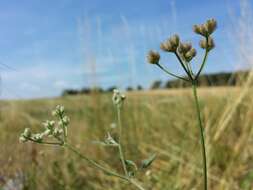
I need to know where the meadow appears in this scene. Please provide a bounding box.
[0,86,252,190]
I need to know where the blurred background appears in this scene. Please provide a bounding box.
[0,0,253,190]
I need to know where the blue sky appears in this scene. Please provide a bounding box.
[0,0,251,99]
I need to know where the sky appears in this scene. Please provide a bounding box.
[0,0,251,99]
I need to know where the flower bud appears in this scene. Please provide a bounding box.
[43,120,55,130]
[193,25,202,35]
[53,128,63,137]
[53,105,65,116]
[207,37,215,50]
[185,48,197,62]
[147,50,160,64]
[160,41,173,52]
[62,116,70,125]
[169,34,180,47]
[23,128,31,138]
[205,18,217,35]
[32,134,43,143]
[178,42,192,54]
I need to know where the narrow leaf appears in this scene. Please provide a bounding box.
[141,153,157,169]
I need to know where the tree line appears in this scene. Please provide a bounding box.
[62,70,249,96]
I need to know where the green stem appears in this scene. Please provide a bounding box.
[117,107,129,177]
[175,52,193,80]
[26,137,63,146]
[64,143,127,180]
[129,179,146,190]
[156,63,189,82]
[192,82,207,190]
[65,143,146,190]
[195,37,209,80]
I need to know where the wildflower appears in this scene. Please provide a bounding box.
[52,105,65,116]
[43,120,55,130]
[193,19,217,37]
[112,89,126,107]
[147,50,160,64]
[160,34,180,52]
[53,127,63,137]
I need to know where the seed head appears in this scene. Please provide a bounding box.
[178,42,192,54]
[199,37,215,51]
[147,50,160,64]
[193,19,217,37]
[23,128,32,138]
[205,19,217,35]
[185,48,197,62]
[169,34,180,47]
[160,34,180,52]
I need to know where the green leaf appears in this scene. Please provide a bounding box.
[125,160,138,170]
[141,153,157,169]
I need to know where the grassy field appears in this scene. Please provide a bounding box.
[0,86,253,190]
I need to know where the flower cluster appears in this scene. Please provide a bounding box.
[193,18,217,37]
[147,50,160,64]
[193,19,216,51]
[160,34,180,53]
[147,18,217,81]
[178,42,197,62]
[19,105,70,144]
[112,89,126,108]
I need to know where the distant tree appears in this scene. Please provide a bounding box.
[137,85,143,91]
[62,89,79,96]
[126,86,133,91]
[150,80,162,89]
[80,87,91,94]
[92,87,104,93]
[106,86,117,93]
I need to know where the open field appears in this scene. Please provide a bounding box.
[0,87,253,190]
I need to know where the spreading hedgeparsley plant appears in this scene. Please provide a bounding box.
[20,90,156,190]
[147,18,217,190]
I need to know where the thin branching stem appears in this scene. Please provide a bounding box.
[65,143,146,190]
[116,107,129,177]
[192,81,208,190]
[156,63,189,82]
[175,52,193,80]
[26,137,63,146]
[129,179,146,190]
[64,143,127,180]
[195,37,209,80]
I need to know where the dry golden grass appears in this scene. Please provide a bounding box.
[0,86,252,189]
